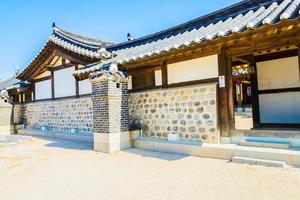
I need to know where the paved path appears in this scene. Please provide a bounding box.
[0,137,300,200]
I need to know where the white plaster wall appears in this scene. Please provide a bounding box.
[167,55,218,84]
[155,70,162,86]
[54,67,76,98]
[128,75,133,90]
[79,79,92,95]
[259,92,300,124]
[35,80,52,100]
[257,56,300,90]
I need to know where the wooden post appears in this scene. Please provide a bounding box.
[249,55,260,128]
[218,48,234,137]
[297,44,300,80]
[32,83,36,102]
[75,65,79,98]
[51,70,55,100]
[161,61,168,88]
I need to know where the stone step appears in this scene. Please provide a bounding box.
[240,129,300,138]
[232,156,286,168]
[240,139,290,149]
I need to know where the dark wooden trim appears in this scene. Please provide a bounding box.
[55,49,91,65]
[75,65,79,98]
[51,71,55,100]
[298,44,300,79]
[32,84,36,102]
[161,61,168,88]
[216,84,221,135]
[218,48,234,137]
[78,93,92,98]
[250,55,261,129]
[167,77,219,89]
[258,87,300,94]
[47,63,74,72]
[62,58,66,65]
[32,76,51,83]
[129,86,162,93]
[255,49,297,63]
[260,123,300,129]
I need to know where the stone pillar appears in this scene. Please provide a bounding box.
[90,69,130,153]
[0,97,13,135]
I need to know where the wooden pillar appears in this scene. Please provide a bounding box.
[297,44,300,79]
[218,48,234,137]
[75,65,79,98]
[249,55,260,128]
[32,83,36,102]
[51,70,55,100]
[161,61,168,88]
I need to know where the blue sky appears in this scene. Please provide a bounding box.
[0,0,240,80]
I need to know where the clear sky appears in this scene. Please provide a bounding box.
[0,0,240,80]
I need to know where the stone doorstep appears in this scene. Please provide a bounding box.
[94,132,130,143]
[94,132,131,153]
[94,140,131,153]
[133,138,300,166]
[232,156,286,168]
[240,140,290,149]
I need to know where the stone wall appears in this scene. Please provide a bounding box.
[128,84,218,143]
[13,96,93,134]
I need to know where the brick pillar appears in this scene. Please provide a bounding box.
[90,69,130,153]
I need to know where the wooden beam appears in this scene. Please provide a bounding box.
[167,77,218,89]
[31,76,52,83]
[161,61,168,88]
[249,55,261,129]
[297,44,300,79]
[47,63,74,72]
[55,50,91,65]
[255,49,297,63]
[75,65,79,98]
[258,87,300,94]
[51,71,55,100]
[218,48,234,137]
[32,83,36,102]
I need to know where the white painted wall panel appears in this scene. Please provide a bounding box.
[128,75,133,90]
[257,56,300,90]
[79,79,92,95]
[259,92,300,124]
[167,55,218,84]
[155,70,162,86]
[54,67,76,98]
[35,80,51,100]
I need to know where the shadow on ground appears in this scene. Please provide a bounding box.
[38,137,93,151]
[124,148,188,161]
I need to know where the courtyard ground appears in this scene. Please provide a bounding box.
[0,137,300,200]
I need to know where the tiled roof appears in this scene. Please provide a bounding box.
[50,25,114,58]
[0,76,29,90]
[0,76,19,90]
[18,25,113,80]
[75,0,300,77]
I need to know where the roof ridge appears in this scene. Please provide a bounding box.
[53,25,114,48]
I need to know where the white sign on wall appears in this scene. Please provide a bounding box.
[219,75,225,88]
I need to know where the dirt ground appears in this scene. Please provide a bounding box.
[0,137,300,200]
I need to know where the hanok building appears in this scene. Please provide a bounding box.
[12,0,300,161]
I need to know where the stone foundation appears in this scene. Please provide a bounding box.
[129,84,218,143]
[13,96,93,135]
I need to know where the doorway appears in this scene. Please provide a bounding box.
[232,48,300,130]
[232,63,254,130]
